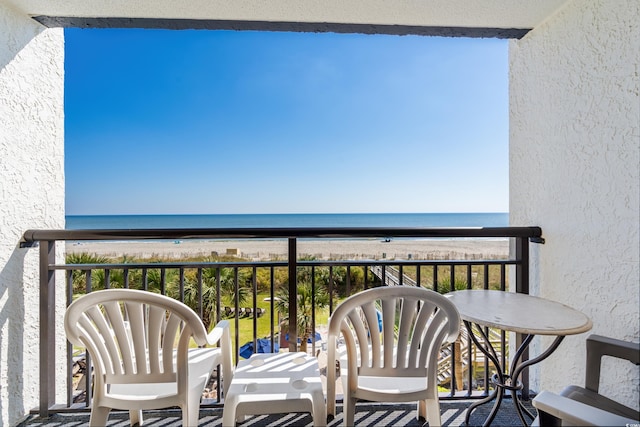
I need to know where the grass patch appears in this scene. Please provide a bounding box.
[225,292,330,358]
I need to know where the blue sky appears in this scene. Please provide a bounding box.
[64,29,508,215]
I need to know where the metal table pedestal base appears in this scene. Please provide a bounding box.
[462,320,565,427]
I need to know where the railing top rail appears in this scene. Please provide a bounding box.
[55,258,517,270]
[22,226,543,243]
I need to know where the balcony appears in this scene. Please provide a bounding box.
[21,226,543,425]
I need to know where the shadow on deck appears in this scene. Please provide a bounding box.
[19,399,535,426]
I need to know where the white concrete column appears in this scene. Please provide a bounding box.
[0,3,66,425]
[509,0,639,409]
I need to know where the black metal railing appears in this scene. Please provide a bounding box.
[21,226,543,417]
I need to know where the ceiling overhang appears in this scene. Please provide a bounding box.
[5,0,570,39]
[31,17,531,39]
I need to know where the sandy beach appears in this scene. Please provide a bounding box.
[66,238,509,260]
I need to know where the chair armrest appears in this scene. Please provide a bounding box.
[533,390,638,426]
[585,334,640,392]
[205,320,230,346]
[205,320,234,398]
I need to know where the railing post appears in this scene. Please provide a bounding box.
[515,236,530,400]
[40,240,56,417]
[288,238,298,352]
[515,236,529,295]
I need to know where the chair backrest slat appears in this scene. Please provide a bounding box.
[346,308,370,368]
[397,298,417,368]
[124,301,149,375]
[163,313,183,374]
[78,310,116,375]
[409,300,432,367]
[361,302,380,367]
[421,307,450,373]
[147,305,166,373]
[381,298,396,368]
[103,301,135,375]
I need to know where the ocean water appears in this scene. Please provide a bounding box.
[66,213,508,230]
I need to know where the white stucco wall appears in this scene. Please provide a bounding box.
[0,3,66,425]
[510,0,639,409]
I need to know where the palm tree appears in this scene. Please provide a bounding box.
[275,281,330,353]
[179,265,251,329]
[66,253,111,294]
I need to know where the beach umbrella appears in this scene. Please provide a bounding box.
[239,339,279,359]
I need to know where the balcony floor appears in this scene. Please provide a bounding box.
[20,399,536,426]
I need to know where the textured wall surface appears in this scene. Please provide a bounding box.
[0,3,66,425]
[510,0,639,409]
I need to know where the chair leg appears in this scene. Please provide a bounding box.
[89,405,111,427]
[183,394,202,427]
[129,409,143,426]
[425,399,442,427]
[311,388,327,427]
[343,396,356,427]
[417,399,426,420]
[221,407,236,427]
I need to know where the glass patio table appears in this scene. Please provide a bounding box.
[445,289,592,427]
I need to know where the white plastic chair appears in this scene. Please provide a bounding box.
[64,289,234,426]
[326,286,461,427]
